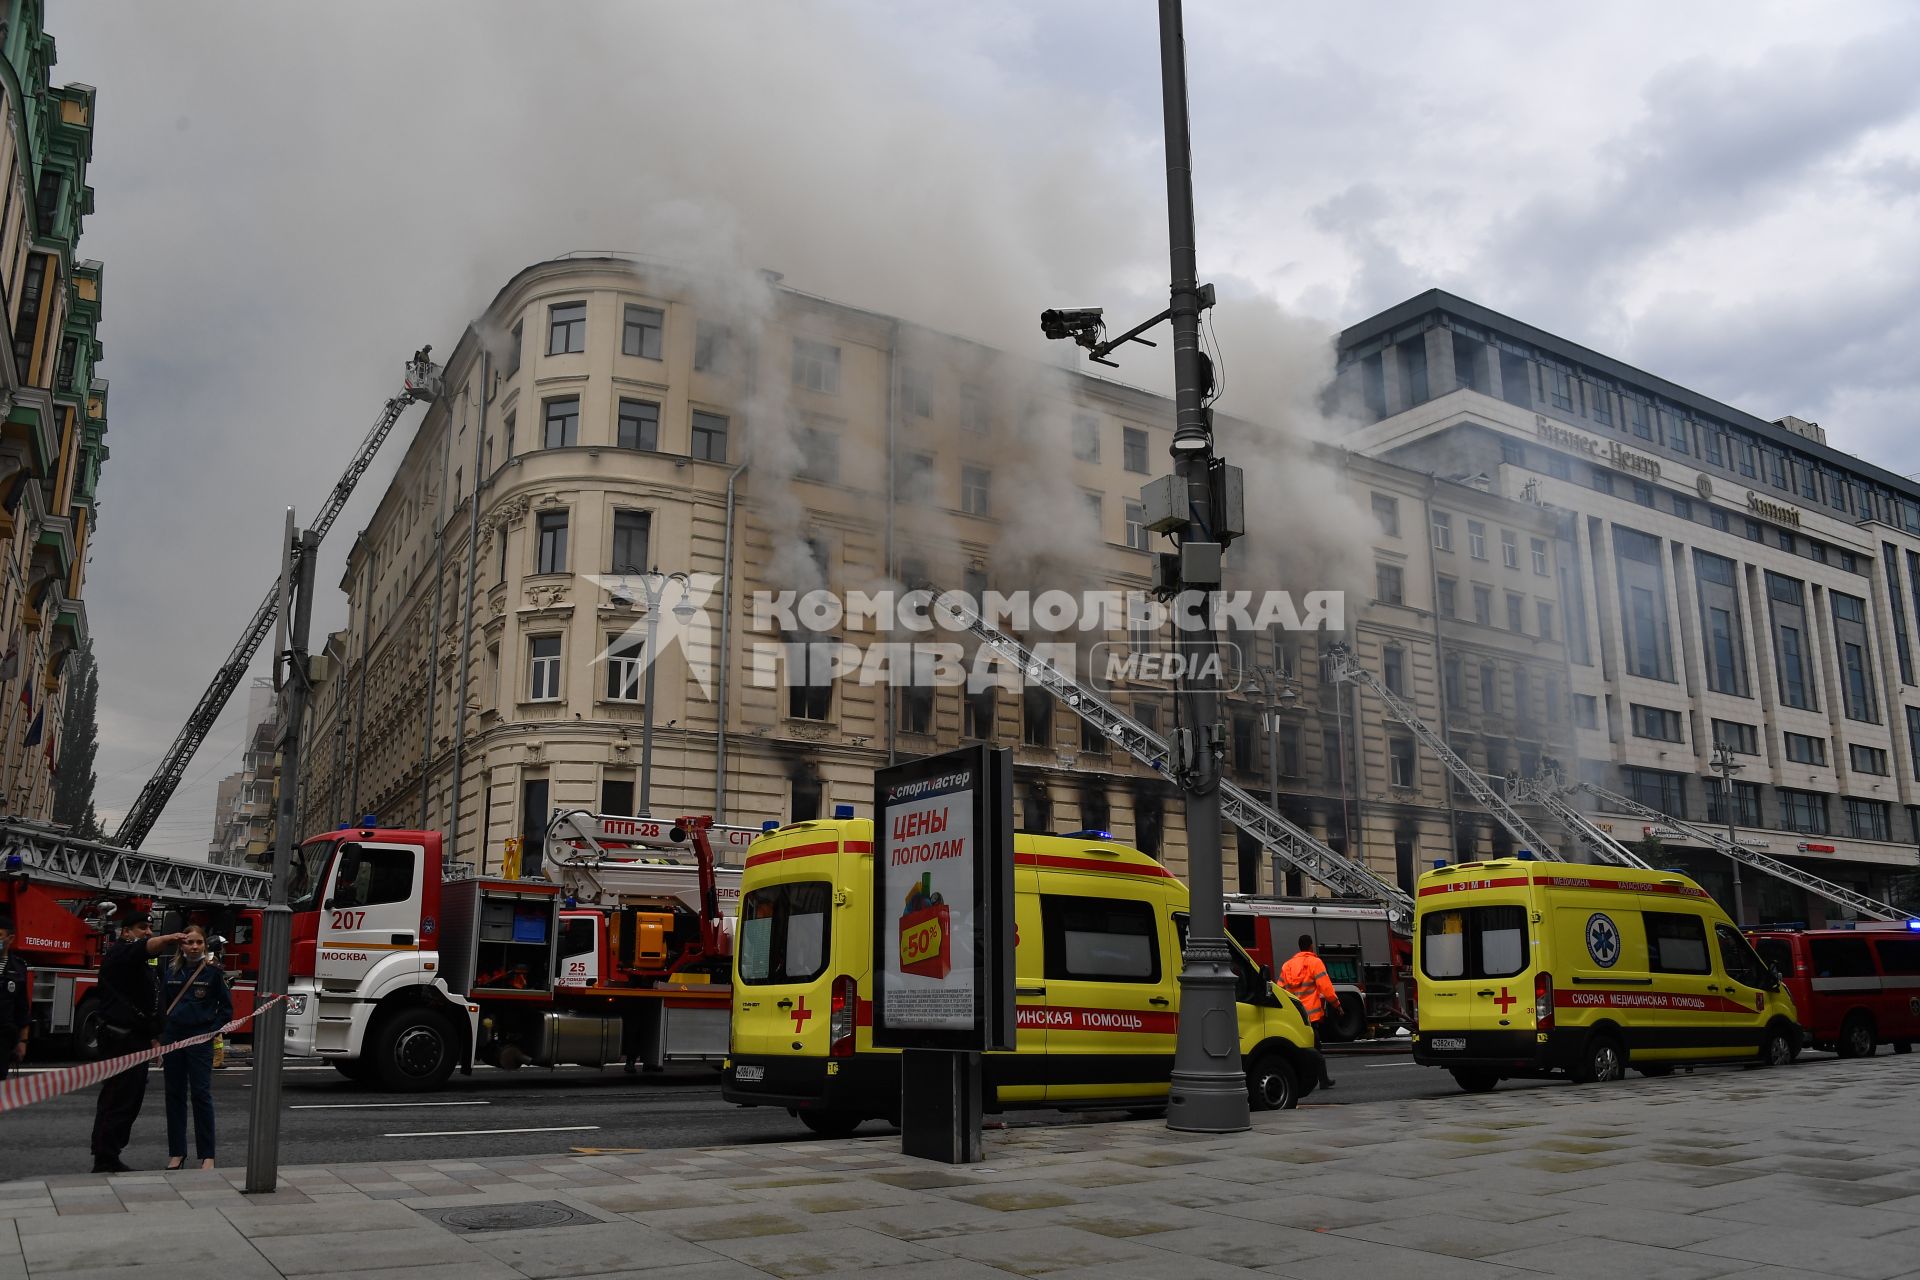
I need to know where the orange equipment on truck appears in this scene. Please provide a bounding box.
[280,812,752,1090]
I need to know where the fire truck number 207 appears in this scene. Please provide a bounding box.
[330,909,367,930]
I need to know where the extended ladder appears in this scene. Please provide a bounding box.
[933,592,1416,929]
[1569,779,1914,922]
[1,821,272,906]
[1325,643,1566,862]
[1510,772,1652,869]
[544,809,755,907]
[115,355,443,849]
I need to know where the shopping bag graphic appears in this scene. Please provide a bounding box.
[900,872,952,979]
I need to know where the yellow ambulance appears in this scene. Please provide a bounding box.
[720,818,1323,1135]
[1411,860,1801,1091]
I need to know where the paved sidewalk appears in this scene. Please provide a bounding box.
[5,1055,1919,1280]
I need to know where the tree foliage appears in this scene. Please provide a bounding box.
[52,641,102,839]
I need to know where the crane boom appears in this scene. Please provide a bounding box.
[2,820,271,905]
[1511,771,1653,869]
[114,355,442,849]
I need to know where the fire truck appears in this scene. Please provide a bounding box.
[281,811,756,1090]
[1222,894,1409,1041]
[0,821,272,1055]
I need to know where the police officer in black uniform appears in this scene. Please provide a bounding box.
[88,910,188,1172]
[0,911,29,1079]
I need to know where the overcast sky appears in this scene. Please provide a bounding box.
[51,2,1920,858]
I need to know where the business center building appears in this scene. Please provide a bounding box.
[1337,290,1920,920]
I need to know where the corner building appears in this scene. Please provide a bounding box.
[0,1,105,818]
[1337,290,1920,921]
[300,255,1555,896]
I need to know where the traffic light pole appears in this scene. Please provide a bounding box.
[1158,0,1248,1134]
[245,518,318,1194]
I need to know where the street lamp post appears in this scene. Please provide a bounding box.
[1711,740,1746,925]
[622,568,695,816]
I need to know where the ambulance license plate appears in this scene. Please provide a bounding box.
[734,1065,765,1083]
[1429,1037,1467,1051]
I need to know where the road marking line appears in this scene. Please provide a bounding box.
[292,1101,492,1110]
[1363,1060,1422,1068]
[385,1125,601,1138]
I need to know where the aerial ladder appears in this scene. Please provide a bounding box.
[115,353,443,849]
[2,819,271,905]
[1324,643,1570,863]
[933,591,1417,929]
[544,809,762,910]
[1552,775,1916,922]
[1510,769,1653,869]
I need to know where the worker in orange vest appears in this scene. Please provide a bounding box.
[1279,934,1341,1089]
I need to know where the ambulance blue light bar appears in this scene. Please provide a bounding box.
[1907,919,1920,931]
[833,803,855,819]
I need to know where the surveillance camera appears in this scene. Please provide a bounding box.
[1040,307,1104,342]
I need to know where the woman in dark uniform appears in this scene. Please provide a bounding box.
[159,924,231,1170]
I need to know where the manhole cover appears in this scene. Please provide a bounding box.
[415,1200,597,1235]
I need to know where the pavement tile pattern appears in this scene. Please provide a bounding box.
[2,1055,1917,1278]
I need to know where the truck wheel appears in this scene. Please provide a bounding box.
[1759,1024,1795,1068]
[1450,1067,1500,1093]
[1246,1052,1299,1111]
[73,1000,104,1061]
[330,1057,374,1084]
[1894,1041,1912,1055]
[1322,1000,1366,1043]
[1837,1013,1877,1059]
[797,1110,863,1137]
[1574,1033,1626,1084]
[368,1009,458,1091]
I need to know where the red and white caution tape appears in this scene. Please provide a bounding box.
[0,994,289,1114]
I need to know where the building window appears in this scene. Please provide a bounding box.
[694,322,730,373]
[1431,511,1453,551]
[1630,704,1683,743]
[1850,744,1889,776]
[543,396,580,448]
[1023,685,1053,746]
[893,452,934,504]
[1592,470,1615,496]
[1779,789,1829,835]
[1705,779,1763,828]
[1547,367,1573,411]
[691,411,729,462]
[1767,573,1814,710]
[1505,592,1525,633]
[1377,563,1404,605]
[1783,732,1827,767]
[786,634,835,721]
[1546,453,1571,480]
[506,321,523,376]
[547,301,586,355]
[1704,430,1724,466]
[1574,694,1599,729]
[1443,654,1463,707]
[1498,350,1531,407]
[1072,414,1101,462]
[1468,521,1487,560]
[1500,439,1525,466]
[1623,767,1686,819]
[1588,383,1612,426]
[1479,662,1497,713]
[1711,719,1758,755]
[1382,645,1405,695]
[534,511,570,575]
[1710,508,1730,532]
[605,635,644,701]
[617,398,660,452]
[797,426,840,483]
[1908,707,1920,782]
[1473,585,1492,626]
[1695,550,1749,698]
[1436,576,1456,618]
[1529,537,1549,576]
[792,338,840,394]
[1833,593,1879,723]
[528,636,562,701]
[1390,736,1416,788]
[1372,493,1400,537]
[1120,501,1148,552]
[1614,526,1673,682]
[1631,481,1655,508]
[503,411,517,460]
[1501,529,1519,569]
[1630,399,1652,440]
[1512,669,1530,723]
[611,510,651,575]
[965,687,995,741]
[962,465,992,516]
[1536,601,1553,640]
[900,684,933,736]
[1123,426,1150,474]
[622,304,664,360]
[1845,798,1891,841]
[1671,496,1692,521]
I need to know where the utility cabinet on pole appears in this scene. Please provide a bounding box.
[246,514,319,1194]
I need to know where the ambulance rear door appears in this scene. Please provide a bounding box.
[1417,881,1535,1036]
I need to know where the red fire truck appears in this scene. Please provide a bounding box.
[1,821,270,1055]
[1222,894,1409,1041]
[281,812,753,1090]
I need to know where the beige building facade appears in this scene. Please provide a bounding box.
[297,255,1543,897]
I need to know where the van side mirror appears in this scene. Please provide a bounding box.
[1260,964,1275,985]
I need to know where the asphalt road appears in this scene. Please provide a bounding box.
[0,1049,1570,1180]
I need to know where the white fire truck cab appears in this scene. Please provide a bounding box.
[281,814,746,1090]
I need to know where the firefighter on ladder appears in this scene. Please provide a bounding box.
[1279,934,1342,1090]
